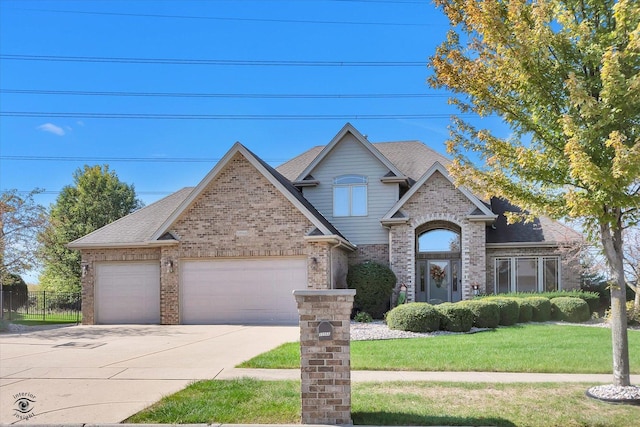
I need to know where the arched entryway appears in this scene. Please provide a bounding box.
[415,222,462,304]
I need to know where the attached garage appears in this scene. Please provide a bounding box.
[95,262,161,324]
[181,258,307,324]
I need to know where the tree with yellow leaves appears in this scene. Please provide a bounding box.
[429,0,639,387]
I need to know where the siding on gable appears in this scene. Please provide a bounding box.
[301,133,399,245]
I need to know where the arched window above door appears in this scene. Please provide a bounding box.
[417,229,461,253]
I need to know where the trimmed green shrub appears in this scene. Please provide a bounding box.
[542,291,600,314]
[527,297,552,322]
[354,311,373,323]
[459,300,500,328]
[435,303,474,332]
[515,298,534,323]
[386,303,441,332]
[347,261,396,319]
[483,297,519,326]
[550,297,591,322]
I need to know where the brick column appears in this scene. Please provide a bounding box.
[293,289,356,425]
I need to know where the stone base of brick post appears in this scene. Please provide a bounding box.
[293,289,356,425]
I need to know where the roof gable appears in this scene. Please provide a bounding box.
[382,161,496,221]
[293,123,406,182]
[151,142,345,241]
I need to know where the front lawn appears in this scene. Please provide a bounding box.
[126,378,640,426]
[239,324,640,373]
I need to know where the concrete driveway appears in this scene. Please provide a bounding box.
[0,324,299,424]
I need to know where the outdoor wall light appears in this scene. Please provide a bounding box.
[166,259,174,273]
[81,263,90,278]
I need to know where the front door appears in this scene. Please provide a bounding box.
[416,259,461,303]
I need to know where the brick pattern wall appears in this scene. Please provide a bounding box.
[485,246,580,294]
[347,243,389,266]
[294,290,355,425]
[160,245,180,324]
[171,153,314,259]
[388,171,487,302]
[80,247,161,325]
[80,152,338,325]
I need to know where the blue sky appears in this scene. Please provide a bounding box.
[1,0,514,212]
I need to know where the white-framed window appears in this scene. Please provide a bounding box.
[494,256,560,293]
[333,175,367,217]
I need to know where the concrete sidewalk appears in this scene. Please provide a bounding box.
[219,367,640,384]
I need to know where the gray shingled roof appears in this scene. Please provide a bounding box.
[68,187,193,247]
[487,198,582,244]
[276,141,451,182]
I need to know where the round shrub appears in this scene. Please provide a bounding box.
[484,297,519,326]
[576,292,600,314]
[551,297,591,323]
[435,303,474,332]
[527,297,552,322]
[515,298,534,323]
[347,261,396,319]
[459,300,500,328]
[386,303,441,332]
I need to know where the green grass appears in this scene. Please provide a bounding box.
[239,324,640,373]
[126,379,640,426]
[2,312,81,325]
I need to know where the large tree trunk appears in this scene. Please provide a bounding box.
[600,218,630,387]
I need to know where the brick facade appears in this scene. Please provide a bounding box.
[294,290,355,425]
[80,152,345,325]
[388,171,487,302]
[347,243,389,266]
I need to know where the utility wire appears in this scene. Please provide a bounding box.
[0,54,425,67]
[0,89,448,99]
[6,7,431,27]
[0,155,229,163]
[0,112,466,120]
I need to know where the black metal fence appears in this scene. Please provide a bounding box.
[1,290,81,323]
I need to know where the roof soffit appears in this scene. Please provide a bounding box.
[294,122,406,182]
[150,142,336,240]
[382,162,496,221]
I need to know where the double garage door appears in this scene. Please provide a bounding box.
[94,258,306,324]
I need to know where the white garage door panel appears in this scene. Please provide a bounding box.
[182,258,306,324]
[96,263,160,324]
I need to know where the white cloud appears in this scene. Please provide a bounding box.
[37,123,66,136]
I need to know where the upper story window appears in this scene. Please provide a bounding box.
[333,175,367,217]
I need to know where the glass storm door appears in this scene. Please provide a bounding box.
[427,260,449,304]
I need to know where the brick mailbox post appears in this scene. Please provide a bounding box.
[293,289,356,425]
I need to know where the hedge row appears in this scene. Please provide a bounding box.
[386,295,593,333]
[488,291,600,314]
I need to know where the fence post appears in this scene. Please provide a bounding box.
[8,291,12,321]
[42,291,46,321]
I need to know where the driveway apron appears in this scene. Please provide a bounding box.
[0,324,299,424]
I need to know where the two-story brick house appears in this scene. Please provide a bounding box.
[69,123,581,324]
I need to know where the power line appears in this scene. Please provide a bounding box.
[6,189,175,196]
[0,112,465,120]
[0,155,229,163]
[0,54,425,67]
[0,89,448,99]
[7,7,431,27]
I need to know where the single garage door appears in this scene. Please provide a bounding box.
[95,262,161,324]
[181,258,307,324]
